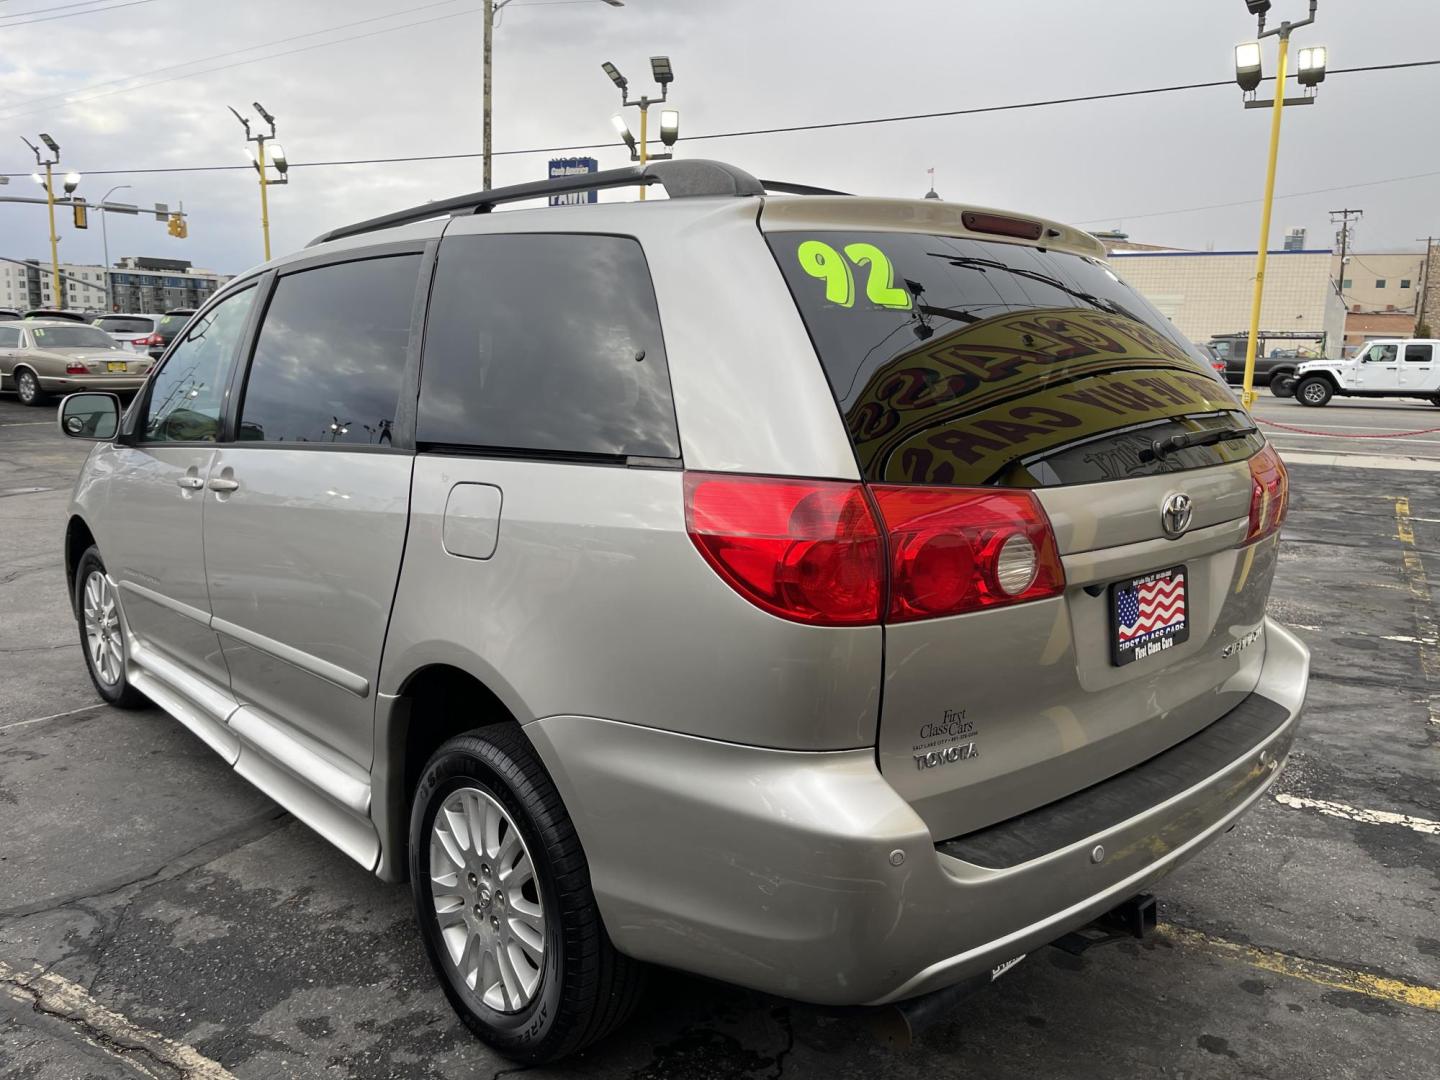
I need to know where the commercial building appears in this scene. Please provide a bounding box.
[0,257,231,314]
[1107,248,1346,358]
[1333,251,1425,316]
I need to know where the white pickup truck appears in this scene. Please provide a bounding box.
[1291,339,1440,407]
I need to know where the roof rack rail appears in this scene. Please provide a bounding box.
[759,180,852,196]
[308,159,765,247]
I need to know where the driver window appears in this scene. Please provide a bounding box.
[1370,344,1397,363]
[138,286,256,443]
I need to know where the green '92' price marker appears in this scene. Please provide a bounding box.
[796,240,912,310]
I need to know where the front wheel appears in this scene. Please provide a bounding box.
[73,546,148,708]
[1295,377,1333,407]
[15,369,46,406]
[409,725,644,1064]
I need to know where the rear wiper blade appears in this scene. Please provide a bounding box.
[1139,425,1259,463]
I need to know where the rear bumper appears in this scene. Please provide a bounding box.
[38,375,147,393]
[526,617,1309,1006]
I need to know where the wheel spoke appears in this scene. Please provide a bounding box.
[484,798,504,861]
[509,914,544,962]
[440,923,468,968]
[500,851,533,889]
[433,824,466,871]
[442,805,470,853]
[495,936,523,1009]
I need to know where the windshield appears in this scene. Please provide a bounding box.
[31,325,120,350]
[95,317,153,334]
[768,231,1257,487]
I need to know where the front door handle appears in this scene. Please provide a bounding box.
[176,476,204,490]
[207,477,240,492]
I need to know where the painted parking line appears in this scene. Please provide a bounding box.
[0,702,104,732]
[1392,497,1440,730]
[1160,926,1440,1013]
[0,959,237,1078]
[1273,793,1440,835]
[0,420,54,427]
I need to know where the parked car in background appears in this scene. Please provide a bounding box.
[0,319,153,405]
[150,308,196,359]
[22,308,90,323]
[1292,339,1440,406]
[0,309,21,321]
[1209,334,1321,396]
[53,160,1308,1064]
[93,313,163,353]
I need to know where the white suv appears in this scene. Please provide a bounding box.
[1292,338,1440,407]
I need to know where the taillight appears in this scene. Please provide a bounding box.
[684,473,1066,626]
[684,473,883,625]
[133,333,163,347]
[66,362,87,374]
[1244,444,1289,544]
[870,486,1065,621]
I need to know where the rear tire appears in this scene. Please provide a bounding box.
[15,368,46,407]
[409,725,644,1064]
[1270,373,1297,398]
[73,546,148,709]
[1295,377,1332,407]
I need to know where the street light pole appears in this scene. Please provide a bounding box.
[43,162,61,299]
[1234,0,1322,410]
[603,56,678,200]
[98,184,131,313]
[257,139,272,261]
[230,104,289,262]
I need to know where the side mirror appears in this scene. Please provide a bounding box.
[58,392,121,441]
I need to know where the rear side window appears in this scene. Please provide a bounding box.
[238,255,420,445]
[1405,344,1433,363]
[0,328,18,348]
[767,231,1255,488]
[418,233,679,459]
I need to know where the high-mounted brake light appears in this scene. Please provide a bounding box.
[961,211,1045,241]
[1243,444,1289,545]
[685,474,1066,626]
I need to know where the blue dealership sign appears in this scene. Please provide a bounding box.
[548,157,599,205]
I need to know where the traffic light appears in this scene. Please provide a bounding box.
[72,197,88,230]
[167,213,187,239]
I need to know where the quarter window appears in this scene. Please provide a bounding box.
[237,255,420,445]
[418,233,679,459]
[139,286,256,443]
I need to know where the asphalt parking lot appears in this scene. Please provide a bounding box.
[1,392,1437,1080]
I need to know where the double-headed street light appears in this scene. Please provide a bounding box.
[21,133,73,300]
[604,56,680,200]
[230,102,289,261]
[1232,0,1328,409]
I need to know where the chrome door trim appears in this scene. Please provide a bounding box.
[118,578,211,626]
[228,706,372,815]
[210,615,371,698]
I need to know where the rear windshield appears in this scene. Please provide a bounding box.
[768,231,1259,487]
[95,316,153,334]
[158,312,194,339]
[30,325,119,350]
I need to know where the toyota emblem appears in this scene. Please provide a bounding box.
[1161,493,1193,539]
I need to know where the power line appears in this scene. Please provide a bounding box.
[0,0,157,29]
[0,0,133,22]
[3,59,1438,181]
[0,0,466,113]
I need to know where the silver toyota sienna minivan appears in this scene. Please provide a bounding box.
[56,160,1309,1063]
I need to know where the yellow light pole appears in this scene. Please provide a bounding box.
[1233,0,1326,410]
[603,57,680,198]
[21,134,67,300]
[230,103,289,262]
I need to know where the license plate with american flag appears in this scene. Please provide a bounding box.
[1110,566,1189,666]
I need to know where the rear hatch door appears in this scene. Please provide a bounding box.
[764,217,1278,839]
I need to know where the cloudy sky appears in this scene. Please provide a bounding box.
[2,0,1437,279]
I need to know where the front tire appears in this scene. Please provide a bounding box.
[73,546,147,708]
[15,368,46,407]
[1295,376,1333,407]
[409,725,644,1064]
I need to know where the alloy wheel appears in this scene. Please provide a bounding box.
[429,785,547,1013]
[17,371,37,404]
[82,570,123,686]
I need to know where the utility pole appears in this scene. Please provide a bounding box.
[1330,208,1362,303]
[229,103,289,261]
[1417,235,1437,334]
